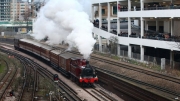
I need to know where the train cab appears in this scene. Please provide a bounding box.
[53,74,59,82]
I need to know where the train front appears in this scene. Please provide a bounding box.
[79,61,98,84]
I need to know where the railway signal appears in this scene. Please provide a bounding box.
[9,91,14,96]
[53,74,59,82]
[8,55,14,58]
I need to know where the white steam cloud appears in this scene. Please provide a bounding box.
[32,0,96,59]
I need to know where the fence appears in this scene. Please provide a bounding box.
[14,34,32,39]
[0,33,32,39]
[93,45,180,70]
[94,43,118,55]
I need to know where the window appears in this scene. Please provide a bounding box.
[102,9,105,15]
[112,6,117,15]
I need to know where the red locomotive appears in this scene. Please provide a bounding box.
[70,58,98,84]
[14,38,98,86]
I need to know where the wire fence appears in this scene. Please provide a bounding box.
[93,45,180,71]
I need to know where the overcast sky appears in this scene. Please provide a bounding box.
[22,0,48,2]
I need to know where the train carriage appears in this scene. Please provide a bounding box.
[24,40,33,52]
[40,45,52,61]
[59,52,81,77]
[18,39,41,56]
[19,39,34,52]
[49,50,61,69]
[14,38,98,86]
[18,39,28,50]
[31,41,41,56]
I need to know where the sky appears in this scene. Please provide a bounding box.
[22,0,48,2]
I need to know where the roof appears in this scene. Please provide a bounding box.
[40,44,52,50]
[20,39,53,50]
[60,52,82,59]
[51,50,62,55]
[20,39,41,47]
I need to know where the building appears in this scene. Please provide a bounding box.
[0,0,29,21]
[0,0,11,21]
[10,0,29,21]
[92,0,180,68]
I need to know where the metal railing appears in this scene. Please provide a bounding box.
[118,6,180,12]
[142,35,180,42]
[119,9,128,12]
[144,6,180,10]
[129,35,140,38]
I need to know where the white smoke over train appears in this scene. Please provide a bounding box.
[32,0,95,59]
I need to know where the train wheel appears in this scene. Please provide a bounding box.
[90,84,93,87]
[79,83,82,87]
[76,79,80,85]
[73,77,76,82]
[82,83,85,87]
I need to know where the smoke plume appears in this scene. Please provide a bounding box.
[32,0,96,59]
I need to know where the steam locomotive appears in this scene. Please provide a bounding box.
[14,38,98,85]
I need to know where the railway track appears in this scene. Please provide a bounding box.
[25,59,38,101]
[0,38,178,85]
[0,55,18,101]
[0,47,83,101]
[91,55,180,84]
[83,87,115,101]
[93,84,118,101]
[96,67,179,101]
[17,60,27,101]
[2,40,180,100]
[67,49,180,100]
[0,43,122,101]
[30,59,82,101]
[0,48,39,101]
[0,58,9,86]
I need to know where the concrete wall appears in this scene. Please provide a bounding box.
[118,10,180,18]
[93,27,180,51]
[174,21,180,36]
[164,21,170,33]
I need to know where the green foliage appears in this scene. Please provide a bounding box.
[0,64,5,73]
[108,36,119,55]
[111,55,120,60]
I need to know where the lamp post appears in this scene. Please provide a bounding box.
[49,91,53,101]
[26,0,29,33]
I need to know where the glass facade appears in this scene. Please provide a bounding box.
[113,6,117,15]
[102,9,105,15]
[0,0,11,21]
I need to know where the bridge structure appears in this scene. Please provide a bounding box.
[0,21,32,27]
[0,21,33,34]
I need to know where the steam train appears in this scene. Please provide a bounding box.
[14,38,98,85]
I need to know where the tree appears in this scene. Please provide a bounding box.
[108,36,119,55]
[21,6,32,33]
